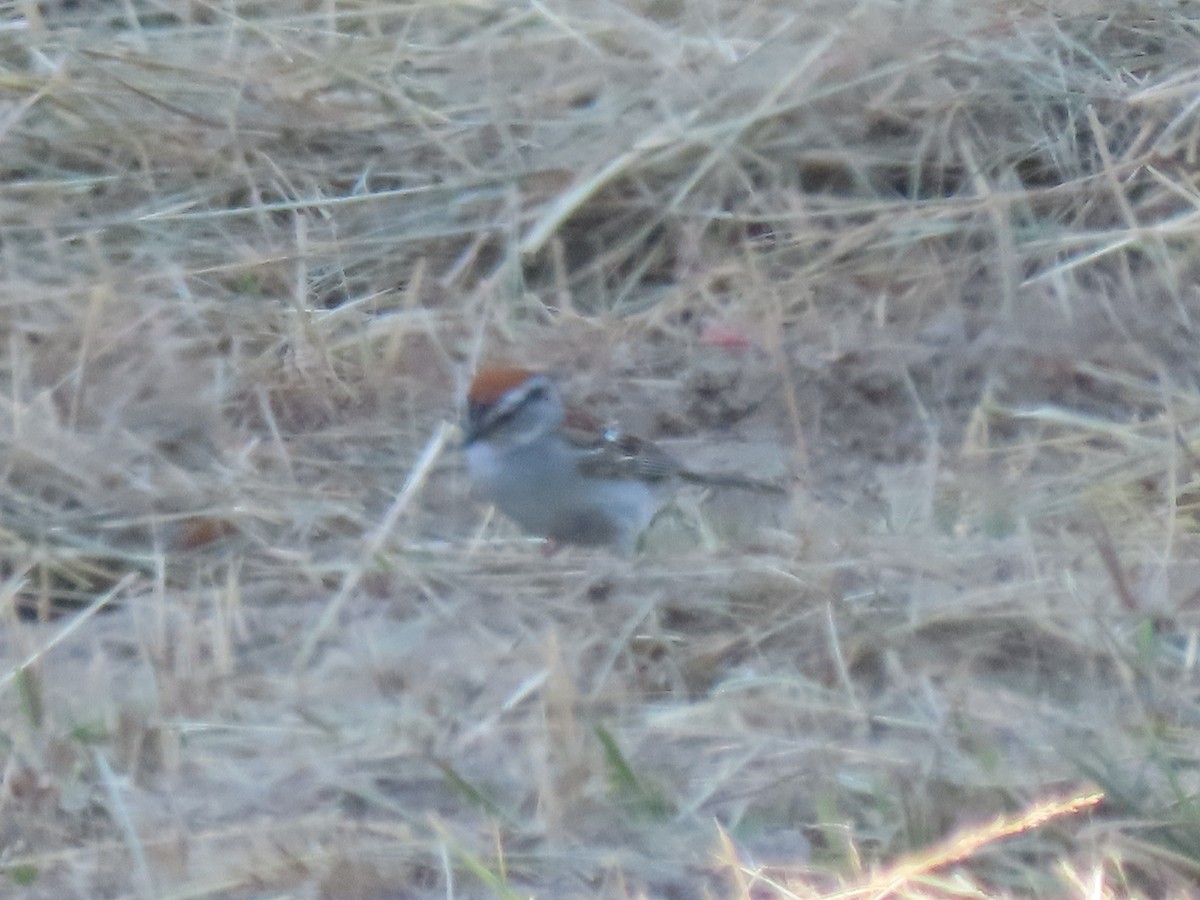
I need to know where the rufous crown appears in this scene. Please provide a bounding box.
[467,366,538,407]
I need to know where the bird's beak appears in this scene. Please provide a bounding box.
[461,404,486,446]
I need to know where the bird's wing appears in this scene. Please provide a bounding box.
[562,419,680,483]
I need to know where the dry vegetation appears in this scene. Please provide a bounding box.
[2,0,1200,896]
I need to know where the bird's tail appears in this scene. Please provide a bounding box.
[678,470,788,494]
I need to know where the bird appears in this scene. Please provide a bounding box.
[462,365,785,551]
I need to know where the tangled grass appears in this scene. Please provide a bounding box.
[2,0,1200,896]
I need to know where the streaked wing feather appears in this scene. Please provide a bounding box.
[564,423,680,483]
[562,416,786,492]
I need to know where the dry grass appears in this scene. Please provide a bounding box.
[2,0,1200,896]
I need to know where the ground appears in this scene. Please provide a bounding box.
[1,1,1199,897]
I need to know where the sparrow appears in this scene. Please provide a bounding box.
[462,365,784,550]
